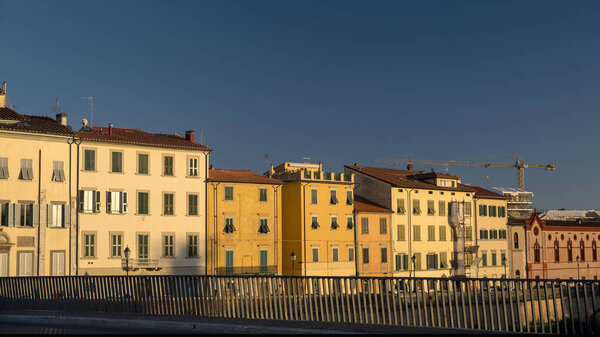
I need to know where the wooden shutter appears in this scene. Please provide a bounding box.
[106,191,112,213]
[94,191,101,213]
[64,205,70,227]
[32,204,39,227]
[47,204,54,227]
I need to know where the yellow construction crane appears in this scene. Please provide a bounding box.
[372,153,556,189]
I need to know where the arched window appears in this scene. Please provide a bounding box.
[580,240,585,262]
[534,240,541,263]
[515,269,520,278]
[593,240,597,261]
[567,240,573,262]
[514,233,519,249]
[554,239,560,262]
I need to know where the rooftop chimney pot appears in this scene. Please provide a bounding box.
[56,113,68,126]
[108,123,113,135]
[407,164,413,171]
[185,130,195,143]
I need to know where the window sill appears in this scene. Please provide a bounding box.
[108,212,127,215]
[82,170,98,173]
[185,256,200,259]
[186,175,200,179]
[108,256,123,259]
[161,175,176,178]
[109,171,125,174]
[162,214,176,217]
[136,213,151,216]
[186,214,200,217]
[135,173,151,176]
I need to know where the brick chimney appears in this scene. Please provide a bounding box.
[108,123,113,135]
[55,113,68,126]
[407,164,413,171]
[0,81,6,108]
[185,130,195,143]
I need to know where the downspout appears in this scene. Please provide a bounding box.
[524,221,529,279]
[203,151,209,275]
[271,185,280,274]
[211,182,220,275]
[301,182,309,277]
[407,188,414,277]
[473,197,478,278]
[37,149,41,276]
[68,139,72,275]
[74,139,81,275]
[354,210,359,277]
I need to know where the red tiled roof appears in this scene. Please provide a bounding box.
[0,107,74,136]
[345,165,474,192]
[209,168,283,185]
[75,125,211,151]
[465,184,508,200]
[413,172,460,180]
[354,196,393,213]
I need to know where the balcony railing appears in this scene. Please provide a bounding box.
[121,258,161,271]
[214,266,278,275]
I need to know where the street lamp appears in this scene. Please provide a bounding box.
[124,246,131,277]
[290,251,296,276]
[576,255,580,279]
[411,255,416,278]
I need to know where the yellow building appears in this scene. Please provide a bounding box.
[267,162,355,277]
[74,122,211,275]
[345,165,477,279]
[0,98,74,276]
[470,185,509,278]
[206,168,282,275]
[354,196,393,277]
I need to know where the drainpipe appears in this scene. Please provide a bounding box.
[203,151,209,275]
[301,182,310,277]
[406,188,414,277]
[37,149,41,276]
[210,182,220,275]
[74,138,81,275]
[271,185,280,274]
[68,139,72,275]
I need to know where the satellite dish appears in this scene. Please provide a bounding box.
[81,118,88,127]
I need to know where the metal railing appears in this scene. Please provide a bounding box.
[0,275,598,334]
[121,259,160,270]
[214,266,278,275]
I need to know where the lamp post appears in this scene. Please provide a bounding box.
[576,256,580,279]
[411,255,416,278]
[290,251,296,276]
[124,246,131,277]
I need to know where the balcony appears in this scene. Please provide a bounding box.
[121,258,161,271]
[214,266,278,275]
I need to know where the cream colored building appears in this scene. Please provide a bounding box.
[0,100,74,276]
[74,123,210,275]
[345,165,477,279]
[267,162,356,277]
[207,168,282,275]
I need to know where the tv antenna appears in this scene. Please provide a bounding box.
[81,96,94,125]
[51,98,61,114]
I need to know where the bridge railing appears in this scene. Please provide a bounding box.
[0,275,598,334]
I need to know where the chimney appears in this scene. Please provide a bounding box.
[209,164,214,169]
[0,81,6,108]
[108,123,113,135]
[56,113,68,126]
[407,164,413,171]
[185,130,195,143]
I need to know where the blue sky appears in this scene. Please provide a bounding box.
[1,0,599,209]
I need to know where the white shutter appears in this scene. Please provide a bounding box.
[19,252,33,276]
[13,204,21,226]
[47,204,54,227]
[84,191,93,212]
[32,204,39,227]
[0,253,7,277]
[122,191,128,214]
[113,192,120,214]
[64,205,70,227]
[52,252,65,276]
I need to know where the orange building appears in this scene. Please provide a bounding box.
[354,196,393,277]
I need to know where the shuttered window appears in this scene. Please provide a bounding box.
[0,157,8,179]
[397,199,405,214]
[439,226,446,241]
[52,161,65,182]
[163,193,174,215]
[137,192,149,215]
[379,217,387,234]
[163,156,174,176]
[413,225,421,241]
[47,204,70,227]
[188,194,198,215]
[84,150,95,171]
[224,218,235,233]
[413,199,421,214]
[361,218,369,234]
[106,191,128,214]
[258,218,270,233]
[427,200,435,215]
[397,225,405,241]
[111,152,123,173]
[224,186,234,200]
[438,200,445,216]
[428,225,435,241]
[259,188,268,202]
[138,154,149,174]
[163,235,174,257]
[188,235,198,257]
[19,159,33,180]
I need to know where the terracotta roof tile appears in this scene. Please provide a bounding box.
[345,165,474,192]
[0,107,74,136]
[354,196,393,213]
[209,168,283,185]
[75,125,211,151]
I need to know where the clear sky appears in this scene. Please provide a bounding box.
[1,0,599,210]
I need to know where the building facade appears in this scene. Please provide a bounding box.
[74,123,210,275]
[206,168,282,275]
[526,213,600,280]
[508,218,527,278]
[267,162,355,277]
[354,196,393,277]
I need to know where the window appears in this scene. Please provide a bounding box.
[138,234,149,259]
[397,224,405,241]
[348,247,355,262]
[465,225,472,241]
[501,251,506,266]
[568,240,573,262]
[534,241,540,263]
[347,216,353,229]
[14,203,35,227]
[397,198,405,214]
[593,241,597,261]
[137,192,149,215]
[414,253,421,270]
[362,248,369,264]
[259,250,268,273]
[311,189,318,204]
[396,254,409,271]
[312,247,319,262]
[554,240,560,262]
[428,225,435,241]
[106,191,128,214]
[163,156,174,176]
[258,218,270,233]
[188,157,198,177]
[18,252,33,276]
[0,203,8,226]
[440,252,447,269]
[426,253,438,270]
[311,216,319,229]
[52,161,65,182]
[514,233,519,249]
[138,154,149,174]
[79,190,100,213]
[224,218,235,233]
[47,204,69,227]
[224,186,233,201]
[491,251,497,266]
[84,149,95,171]
[225,250,234,274]
[479,204,487,216]
[499,206,506,217]
[580,241,585,262]
[259,188,267,202]
[439,226,446,241]
[84,233,95,258]
[188,194,198,215]
[438,201,445,216]
[379,217,387,234]
[163,193,174,215]
[413,225,421,241]
[346,190,353,205]
[163,234,174,257]
[188,235,198,257]
[330,216,339,230]
[480,229,488,240]
[413,199,421,214]
[19,159,33,180]
[427,200,435,215]
[332,247,339,262]
[381,247,388,263]
[361,218,369,234]
[0,157,8,179]
[111,152,123,173]
[481,251,487,266]
[111,234,122,258]
[488,205,496,217]
[50,251,65,276]
[330,190,338,205]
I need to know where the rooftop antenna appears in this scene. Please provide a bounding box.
[51,98,61,114]
[264,154,270,165]
[81,96,93,125]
